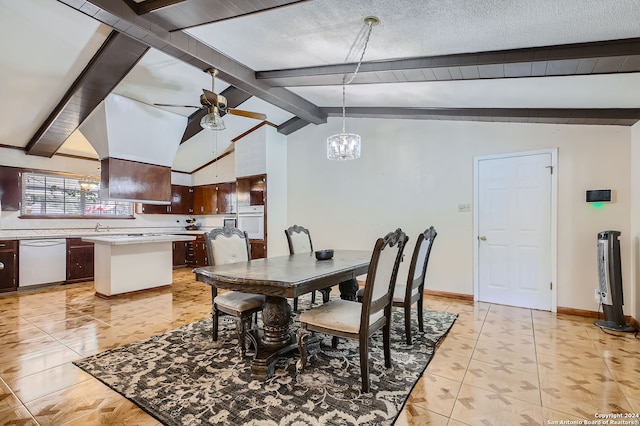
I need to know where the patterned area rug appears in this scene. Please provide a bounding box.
[74,306,457,425]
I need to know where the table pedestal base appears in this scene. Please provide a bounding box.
[250,295,297,380]
[250,331,298,380]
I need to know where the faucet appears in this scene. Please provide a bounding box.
[95,222,109,232]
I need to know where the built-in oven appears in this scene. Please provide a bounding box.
[237,205,264,240]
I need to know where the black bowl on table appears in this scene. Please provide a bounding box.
[315,249,334,260]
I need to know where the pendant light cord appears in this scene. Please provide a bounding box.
[340,20,375,133]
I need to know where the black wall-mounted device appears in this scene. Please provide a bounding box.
[586,189,612,203]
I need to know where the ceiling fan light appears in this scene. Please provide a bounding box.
[327,132,361,160]
[200,110,225,130]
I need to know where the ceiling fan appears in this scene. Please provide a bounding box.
[154,68,266,130]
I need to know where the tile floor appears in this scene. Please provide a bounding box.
[0,269,639,425]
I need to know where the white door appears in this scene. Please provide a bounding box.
[477,152,553,310]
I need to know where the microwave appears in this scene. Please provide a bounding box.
[237,205,265,240]
[223,217,236,228]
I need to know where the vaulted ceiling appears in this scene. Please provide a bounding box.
[1,0,639,173]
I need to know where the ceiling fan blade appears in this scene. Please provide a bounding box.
[202,89,218,105]
[228,109,267,121]
[154,103,201,108]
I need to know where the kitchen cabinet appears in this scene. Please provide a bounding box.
[0,240,18,292]
[186,234,209,267]
[0,166,21,211]
[192,185,217,215]
[171,185,194,214]
[216,182,236,214]
[250,240,266,260]
[173,240,189,267]
[236,174,265,207]
[141,185,193,214]
[101,158,171,203]
[66,238,94,283]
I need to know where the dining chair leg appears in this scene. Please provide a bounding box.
[417,296,424,332]
[404,304,413,345]
[296,326,311,371]
[211,287,218,341]
[212,308,219,341]
[331,336,339,348]
[383,322,392,369]
[311,291,316,304]
[293,297,299,312]
[359,334,370,393]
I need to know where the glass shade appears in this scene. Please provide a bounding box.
[327,132,361,160]
[200,111,226,130]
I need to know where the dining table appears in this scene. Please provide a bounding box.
[193,249,371,380]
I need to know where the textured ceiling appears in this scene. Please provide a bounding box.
[1,0,640,173]
[187,0,640,69]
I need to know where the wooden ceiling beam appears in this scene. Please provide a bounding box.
[136,0,311,32]
[320,107,640,126]
[257,38,640,86]
[58,0,327,126]
[25,31,148,157]
[124,0,187,15]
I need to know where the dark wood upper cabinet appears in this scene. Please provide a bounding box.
[101,157,171,203]
[237,174,266,207]
[0,166,21,211]
[139,181,235,215]
[193,185,217,215]
[171,185,194,214]
[141,184,194,214]
[216,182,236,214]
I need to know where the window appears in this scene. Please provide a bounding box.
[21,172,133,218]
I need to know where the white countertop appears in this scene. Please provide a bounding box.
[82,234,197,245]
[0,228,212,240]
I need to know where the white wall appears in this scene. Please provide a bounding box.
[265,126,288,257]
[191,151,235,185]
[630,122,640,321]
[287,117,631,313]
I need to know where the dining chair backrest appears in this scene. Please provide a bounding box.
[205,227,251,266]
[360,228,408,330]
[407,226,437,294]
[284,225,313,254]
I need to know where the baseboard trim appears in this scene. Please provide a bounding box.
[557,306,637,326]
[557,306,601,318]
[423,289,474,301]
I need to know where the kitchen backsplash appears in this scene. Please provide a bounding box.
[0,209,229,238]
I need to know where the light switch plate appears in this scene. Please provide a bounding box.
[458,203,471,212]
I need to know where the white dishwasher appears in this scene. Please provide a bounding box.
[19,239,67,287]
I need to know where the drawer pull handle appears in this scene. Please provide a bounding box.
[0,262,4,270]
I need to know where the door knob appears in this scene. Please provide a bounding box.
[478,235,487,241]
[0,262,4,270]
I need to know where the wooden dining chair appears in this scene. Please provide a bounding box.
[357,226,438,345]
[296,228,408,393]
[395,226,437,345]
[284,225,331,310]
[204,227,265,356]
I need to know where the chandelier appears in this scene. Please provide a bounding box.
[327,16,379,161]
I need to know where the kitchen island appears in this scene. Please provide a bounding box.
[82,234,196,298]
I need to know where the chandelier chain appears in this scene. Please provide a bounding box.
[340,21,374,132]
